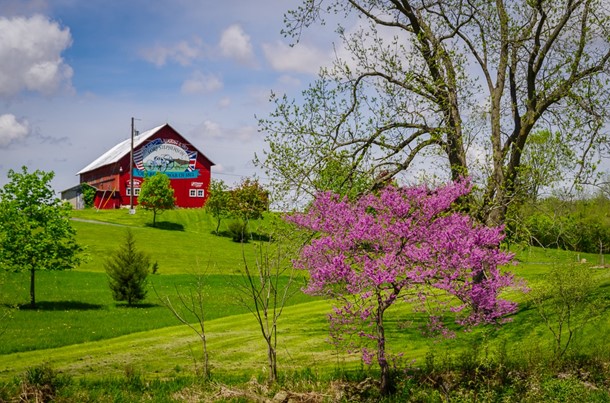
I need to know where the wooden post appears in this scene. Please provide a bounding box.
[130,117,135,214]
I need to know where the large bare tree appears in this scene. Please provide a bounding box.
[259,0,610,224]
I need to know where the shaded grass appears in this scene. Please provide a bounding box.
[17,301,105,311]
[3,353,609,402]
[144,221,185,231]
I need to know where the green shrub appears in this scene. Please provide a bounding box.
[81,183,96,208]
[20,363,71,402]
[228,219,250,243]
[529,262,606,360]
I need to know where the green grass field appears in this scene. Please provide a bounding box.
[1,207,610,400]
[0,208,326,375]
[70,208,275,274]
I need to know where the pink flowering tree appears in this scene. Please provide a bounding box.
[286,179,518,395]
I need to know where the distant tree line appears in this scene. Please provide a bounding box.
[511,195,610,255]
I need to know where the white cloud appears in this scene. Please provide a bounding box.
[0,15,73,97]
[211,163,227,174]
[217,97,231,109]
[0,114,30,147]
[219,24,256,66]
[195,119,224,140]
[141,25,257,68]
[277,74,301,87]
[192,119,256,142]
[140,37,205,67]
[233,125,257,142]
[181,71,223,94]
[262,41,328,75]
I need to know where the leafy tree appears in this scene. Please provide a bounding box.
[204,179,231,235]
[312,151,374,201]
[287,179,518,395]
[260,1,610,225]
[80,183,96,209]
[516,130,575,202]
[519,195,610,254]
[138,172,175,226]
[227,178,268,242]
[0,275,12,338]
[0,167,83,308]
[105,229,150,306]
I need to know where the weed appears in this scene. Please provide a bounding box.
[123,363,144,390]
[151,261,159,274]
[19,363,71,403]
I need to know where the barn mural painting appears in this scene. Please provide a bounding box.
[70,123,214,209]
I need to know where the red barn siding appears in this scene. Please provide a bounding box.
[78,124,214,209]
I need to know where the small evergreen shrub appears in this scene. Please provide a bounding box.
[104,229,151,305]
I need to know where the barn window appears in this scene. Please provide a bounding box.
[126,188,141,196]
[190,189,205,198]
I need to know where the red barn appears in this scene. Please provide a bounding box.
[76,123,214,209]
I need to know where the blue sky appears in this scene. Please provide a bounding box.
[0,0,341,191]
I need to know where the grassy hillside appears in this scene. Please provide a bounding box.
[0,207,314,356]
[1,207,609,401]
[0,271,314,355]
[0,300,338,380]
[71,208,276,274]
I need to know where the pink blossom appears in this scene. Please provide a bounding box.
[285,178,519,371]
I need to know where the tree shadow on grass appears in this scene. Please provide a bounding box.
[145,221,185,231]
[211,229,232,238]
[15,301,105,311]
[113,302,160,309]
[210,230,271,242]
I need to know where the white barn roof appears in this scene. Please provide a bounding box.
[77,124,165,175]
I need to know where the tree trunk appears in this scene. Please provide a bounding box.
[268,342,277,383]
[29,267,36,308]
[201,333,209,378]
[266,328,277,382]
[376,300,391,395]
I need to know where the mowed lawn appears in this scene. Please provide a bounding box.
[71,208,276,274]
[0,207,609,381]
[0,208,313,354]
